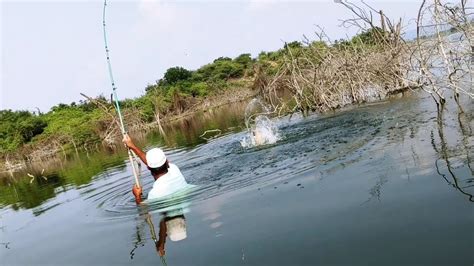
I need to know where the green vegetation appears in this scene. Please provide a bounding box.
[43,104,104,146]
[0,101,107,158]
[334,27,388,48]
[0,28,385,162]
[0,110,47,153]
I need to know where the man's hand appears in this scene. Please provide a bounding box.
[157,243,165,257]
[122,134,148,167]
[132,184,142,204]
[123,134,134,148]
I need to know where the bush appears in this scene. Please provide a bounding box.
[126,96,156,122]
[193,56,246,82]
[0,110,47,153]
[189,82,209,97]
[334,27,387,49]
[284,41,302,49]
[42,105,102,145]
[234,53,253,67]
[161,66,192,85]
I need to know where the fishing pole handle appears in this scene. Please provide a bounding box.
[128,149,141,188]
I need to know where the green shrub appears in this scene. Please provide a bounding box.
[161,66,192,85]
[194,57,245,82]
[0,110,47,153]
[234,53,253,68]
[189,82,209,97]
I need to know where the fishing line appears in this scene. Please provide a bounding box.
[102,0,141,188]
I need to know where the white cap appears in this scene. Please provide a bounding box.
[146,148,167,168]
[166,217,187,241]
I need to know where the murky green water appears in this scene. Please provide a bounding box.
[1,94,473,265]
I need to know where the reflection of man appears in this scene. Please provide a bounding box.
[155,214,187,257]
[146,212,187,257]
[122,134,189,204]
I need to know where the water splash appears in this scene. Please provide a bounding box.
[244,98,270,128]
[241,99,280,148]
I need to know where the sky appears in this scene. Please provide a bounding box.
[1,0,422,112]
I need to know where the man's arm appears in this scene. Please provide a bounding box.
[123,134,148,166]
[123,134,145,204]
[157,218,167,257]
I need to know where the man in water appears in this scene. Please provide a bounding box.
[123,134,189,204]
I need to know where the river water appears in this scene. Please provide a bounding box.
[1,93,473,265]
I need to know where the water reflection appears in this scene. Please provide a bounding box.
[155,100,247,149]
[131,202,190,264]
[0,152,126,211]
[457,110,474,175]
[153,213,187,256]
[363,175,388,204]
[431,104,474,202]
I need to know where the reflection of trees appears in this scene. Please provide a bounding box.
[158,101,247,148]
[0,174,60,211]
[129,224,145,260]
[431,108,473,202]
[457,111,473,176]
[363,175,388,204]
[0,153,125,211]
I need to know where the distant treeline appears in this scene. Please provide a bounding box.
[0,28,384,160]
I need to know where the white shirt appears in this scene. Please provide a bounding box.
[147,163,189,200]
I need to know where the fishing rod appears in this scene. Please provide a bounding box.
[102,0,141,188]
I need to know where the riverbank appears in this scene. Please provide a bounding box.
[0,84,258,176]
[0,85,420,181]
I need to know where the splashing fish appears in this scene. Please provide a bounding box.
[240,98,280,147]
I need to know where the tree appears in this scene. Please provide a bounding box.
[234,53,253,68]
[213,57,232,63]
[284,41,302,49]
[145,83,157,92]
[194,59,245,82]
[0,110,47,153]
[350,27,386,46]
[162,67,192,85]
